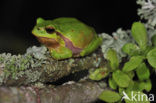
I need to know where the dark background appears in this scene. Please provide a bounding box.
[0,0,139,54]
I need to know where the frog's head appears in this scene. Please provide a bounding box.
[32,18,64,49]
[32,18,58,38]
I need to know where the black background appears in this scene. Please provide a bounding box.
[0,0,138,54]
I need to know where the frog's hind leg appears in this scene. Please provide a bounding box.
[80,36,102,56]
[50,46,73,60]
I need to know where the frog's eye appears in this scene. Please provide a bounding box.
[37,27,40,30]
[45,27,55,34]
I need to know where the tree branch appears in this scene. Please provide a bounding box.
[0,46,106,86]
[0,81,106,103]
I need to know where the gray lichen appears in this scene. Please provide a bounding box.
[26,46,48,60]
[137,0,156,29]
[137,0,156,44]
[92,53,102,68]
[24,70,42,83]
[0,46,49,84]
[99,28,134,61]
[0,73,5,85]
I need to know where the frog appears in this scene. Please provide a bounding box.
[32,17,102,60]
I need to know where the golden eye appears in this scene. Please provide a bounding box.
[45,27,55,34]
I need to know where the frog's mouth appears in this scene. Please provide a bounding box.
[37,37,60,49]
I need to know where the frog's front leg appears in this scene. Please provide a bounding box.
[50,46,72,60]
[80,37,102,56]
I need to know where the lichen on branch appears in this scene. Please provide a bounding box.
[0,46,105,86]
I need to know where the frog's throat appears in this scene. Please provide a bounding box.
[56,32,82,54]
[36,32,82,54]
[37,37,60,49]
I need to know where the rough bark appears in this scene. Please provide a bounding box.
[0,48,106,86]
[0,81,106,103]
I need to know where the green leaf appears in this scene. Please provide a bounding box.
[125,91,150,103]
[99,90,121,102]
[136,63,150,81]
[119,87,125,96]
[141,46,153,57]
[125,81,140,92]
[147,48,156,68]
[122,43,140,56]
[126,80,135,91]
[126,81,143,92]
[125,80,152,93]
[106,48,119,70]
[151,35,156,46]
[112,70,131,87]
[138,80,152,92]
[122,56,144,72]
[127,71,135,79]
[89,67,109,80]
[131,81,140,91]
[109,77,117,90]
[131,22,147,49]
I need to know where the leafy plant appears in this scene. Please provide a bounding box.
[89,22,155,103]
[106,49,119,71]
[131,22,148,50]
[89,67,109,81]
[98,90,121,102]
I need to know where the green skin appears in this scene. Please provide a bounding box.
[32,17,102,60]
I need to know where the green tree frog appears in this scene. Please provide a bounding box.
[32,17,102,60]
